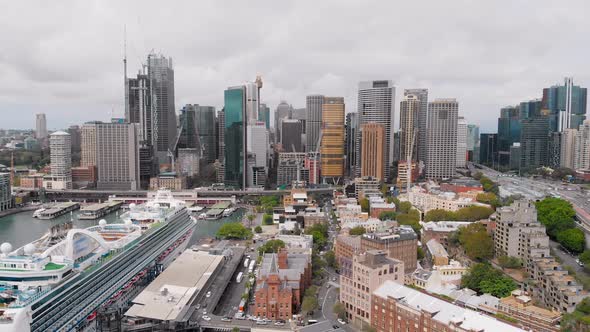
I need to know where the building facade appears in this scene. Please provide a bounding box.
[399,94,419,164]
[466,124,480,163]
[360,226,418,273]
[49,131,72,190]
[404,89,428,165]
[81,122,98,167]
[281,119,303,152]
[339,250,404,329]
[35,113,47,139]
[321,97,345,183]
[224,86,247,189]
[520,116,550,169]
[456,117,467,167]
[479,133,498,167]
[345,112,359,176]
[275,101,293,144]
[357,81,395,180]
[0,173,11,211]
[360,123,385,180]
[542,77,587,131]
[426,99,458,179]
[305,95,324,152]
[95,122,140,191]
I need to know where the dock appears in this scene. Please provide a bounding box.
[78,201,123,220]
[205,202,232,220]
[37,202,80,220]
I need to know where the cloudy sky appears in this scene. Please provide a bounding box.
[1,1,588,132]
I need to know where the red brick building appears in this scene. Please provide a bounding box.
[253,250,311,320]
[20,174,44,189]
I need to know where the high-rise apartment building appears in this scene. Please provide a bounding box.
[404,89,428,164]
[360,123,385,180]
[0,173,11,211]
[574,120,590,170]
[495,200,546,258]
[456,117,468,167]
[399,95,419,163]
[281,119,303,152]
[357,81,395,180]
[48,131,72,190]
[306,95,324,152]
[425,99,458,179]
[543,77,587,131]
[520,116,550,169]
[94,122,140,190]
[345,113,359,176]
[35,113,47,139]
[81,122,98,167]
[321,97,345,183]
[466,124,480,163]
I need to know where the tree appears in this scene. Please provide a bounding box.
[333,302,346,319]
[349,226,366,236]
[262,214,273,225]
[580,250,590,265]
[454,206,494,221]
[324,250,337,269]
[417,247,425,260]
[258,239,286,255]
[560,297,590,331]
[254,225,262,233]
[557,228,586,253]
[217,223,252,239]
[535,197,576,238]
[247,214,255,227]
[378,211,397,221]
[476,192,500,207]
[232,328,240,332]
[360,198,370,212]
[311,230,327,248]
[497,255,521,269]
[301,295,319,315]
[457,223,493,261]
[461,263,517,297]
[397,201,412,214]
[425,209,452,222]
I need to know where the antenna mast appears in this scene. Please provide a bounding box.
[123,25,129,120]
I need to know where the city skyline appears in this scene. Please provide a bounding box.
[1,1,590,132]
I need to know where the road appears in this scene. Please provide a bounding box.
[549,240,586,274]
[473,163,590,247]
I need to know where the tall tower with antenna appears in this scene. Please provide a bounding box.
[123,25,129,121]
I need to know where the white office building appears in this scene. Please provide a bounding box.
[48,131,72,190]
[456,116,468,168]
[426,99,458,179]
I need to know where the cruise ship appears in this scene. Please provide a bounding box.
[0,190,197,332]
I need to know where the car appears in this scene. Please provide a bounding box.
[202,310,207,315]
[256,320,268,325]
[206,291,212,298]
[195,304,201,309]
[337,318,347,325]
[202,315,211,321]
[333,325,340,329]
[274,320,286,326]
[221,317,232,322]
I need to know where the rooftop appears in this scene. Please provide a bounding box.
[374,281,524,332]
[125,250,223,322]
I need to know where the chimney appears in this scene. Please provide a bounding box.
[278,248,288,269]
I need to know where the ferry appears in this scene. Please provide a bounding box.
[222,207,237,217]
[0,189,197,331]
[34,202,80,220]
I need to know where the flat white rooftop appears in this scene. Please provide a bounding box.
[125,249,223,322]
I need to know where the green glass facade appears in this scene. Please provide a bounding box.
[224,87,247,189]
[258,103,270,129]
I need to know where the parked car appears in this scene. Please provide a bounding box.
[206,291,212,298]
[256,320,268,325]
[202,315,211,321]
[337,318,347,325]
[221,317,232,322]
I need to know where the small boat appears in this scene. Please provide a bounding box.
[222,207,237,217]
[32,208,46,218]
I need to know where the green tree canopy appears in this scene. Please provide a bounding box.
[333,302,346,319]
[579,250,590,265]
[302,295,319,315]
[262,214,274,225]
[360,198,370,212]
[349,226,366,236]
[557,228,586,253]
[379,211,397,221]
[454,205,495,221]
[461,263,516,297]
[497,255,522,269]
[217,222,252,239]
[258,239,286,255]
[397,201,412,214]
[476,192,500,207]
[457,223,493,261]
[324,250,337,269]
[425,209,451,222]
[535,197,576,238]
[254,225,262,233]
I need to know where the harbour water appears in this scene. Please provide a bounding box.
[0,207,246,248]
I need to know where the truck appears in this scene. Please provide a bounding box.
[248,260,256,274]
[243,258,250,268]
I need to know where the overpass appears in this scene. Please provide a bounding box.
[30,209,195,331]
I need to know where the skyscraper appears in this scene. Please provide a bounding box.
[404,89,428,164]
[466,124,480,163]
[399,95,420,163]
[321,97,345,183]
[306,95,324,153]
[0,173,10,211]
[275,101,293,143]
[574,121,590,170]
[360,123,385,180]
[345,112,359,176]
[178,104,200,150]
[224,86,247,189]
[49,131,72,189]
[456,117,468,168]
[480,133,498,167]
[196,106,217,164]
[126,53,176,164]
[217,109,225,162]
[35,113,47,139]
[357,81,395,180]
[543,77,587,132]
[497,105,521,166]
[67,125,81,154]
[81,122,98,167]
[259,103,271,129]
[95,122,140,190]
[247,122,269,169]
[560,129,577,169]
[281,119,303,152]
[520,117,550,169]
[425,99,458,179]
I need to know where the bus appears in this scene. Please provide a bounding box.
[243,258,250,268]
[248,260,256,274]
[236,272,244,283]
[239,299,246,312]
